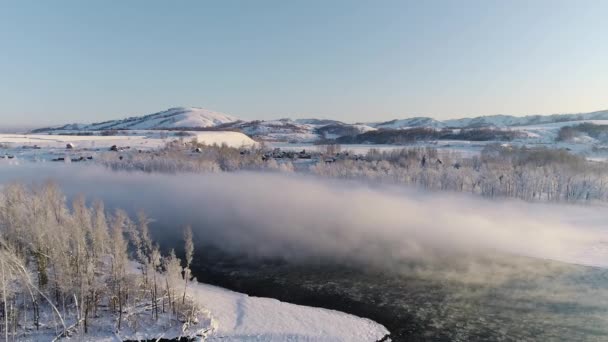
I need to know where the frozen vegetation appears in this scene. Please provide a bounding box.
[96,139,608,203]
[0,183,214,340]
[0,182,389,341]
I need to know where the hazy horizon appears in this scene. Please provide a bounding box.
[1,0,607,126]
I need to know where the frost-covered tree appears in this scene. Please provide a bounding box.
[183,225,194,304]
[110,209,129,330]
[0,183,210,339]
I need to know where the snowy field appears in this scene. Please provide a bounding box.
[0,131,255,149]
[0,131,256,162]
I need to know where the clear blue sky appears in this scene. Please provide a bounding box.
[1,0,607,126]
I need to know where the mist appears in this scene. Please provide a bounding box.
[0,163,606,272]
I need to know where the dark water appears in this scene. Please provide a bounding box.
[181,247,608,342]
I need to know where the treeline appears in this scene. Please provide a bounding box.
[334,127,525,144]
[0,183,209,340]
[311,145,608,202]
[96,139,608,203]
[99,140,294,173]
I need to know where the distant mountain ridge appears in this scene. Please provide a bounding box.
[33,107,608,143]
[372,110,608,129]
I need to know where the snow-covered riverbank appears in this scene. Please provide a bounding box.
[90,279,390,341]
[190,281,389,341]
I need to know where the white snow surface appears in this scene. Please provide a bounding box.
[52,268,388,341]
[0,131,256,159]
[192,282,389,341]
[189,131,257,147]
[27,268,388,341]
[0,132,254,148]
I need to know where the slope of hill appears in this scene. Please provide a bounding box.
[373,117,446,129]
[35,107,238,132]
[217,119,376,143]
[89,107,238,130]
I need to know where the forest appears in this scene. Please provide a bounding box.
[0,183,210,340]
[100,139,608,203]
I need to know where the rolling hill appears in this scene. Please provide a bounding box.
[33,107,608,144]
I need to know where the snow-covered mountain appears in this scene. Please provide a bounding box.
[37,107,238,132]
[372,110,608,129]
[34,107,608,143]
[34,108,377,143]
[89,107,239,130]
[218,119,375,143]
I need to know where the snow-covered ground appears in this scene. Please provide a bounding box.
[0,131,255,149]
[118,263,390,342]
[16,264,389,342]
[92,280,389,342]
[0,131,257,161]
[192,282,389,341]
[4,115,608,163]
